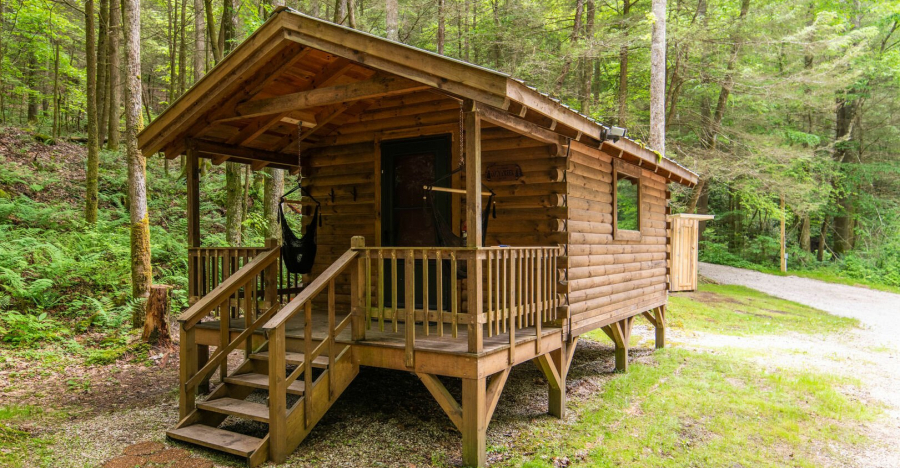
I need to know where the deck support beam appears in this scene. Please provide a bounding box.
[641,306,667,349]
[602,316,634,372]
[534,344,569,418]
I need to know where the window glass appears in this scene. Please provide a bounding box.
[616,175,639,231]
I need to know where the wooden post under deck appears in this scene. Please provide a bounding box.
[461,377,487,468]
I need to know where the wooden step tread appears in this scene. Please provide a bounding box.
[197,397,270,423]
[251,351,330,368]
[225,373,306,395]
[167,424,262,457]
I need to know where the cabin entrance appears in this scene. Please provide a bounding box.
[381,135,452,309]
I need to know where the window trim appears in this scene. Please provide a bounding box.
[612,159,642,242]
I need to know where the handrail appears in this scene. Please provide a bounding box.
[179,247,281,329]
[261,248,359,331]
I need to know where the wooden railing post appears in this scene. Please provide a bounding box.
[268,325,287,462]
[467,251,484,354]
[263,238,279,312]
[350,236,366,341]
[178,325,197,419]
[404,250,415,367]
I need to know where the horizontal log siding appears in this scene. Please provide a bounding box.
[564,143,669,338]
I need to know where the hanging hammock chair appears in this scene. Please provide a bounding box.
[423,166,496,278]
[279,183,321,275]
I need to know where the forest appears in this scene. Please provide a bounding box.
[0,0,898,344]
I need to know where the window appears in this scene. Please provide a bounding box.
[613,161,641,241]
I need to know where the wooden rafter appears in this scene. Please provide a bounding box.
[188,139,299,171]
[234,74,429,119]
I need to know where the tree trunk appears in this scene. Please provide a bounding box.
[649,0,666,155]
[26,51,38,123]
[107,0,121,150]
[264,167,284,241]
[85,0,100,224]
[704,0,750,150]
[437,0,445,54]
[124,0,152,327]
[141,285,172,345]
[225,162,243,246]
[579,0,595,114]
[241,164,251,241]
[52,41,60,138]
[194,0,206,81]
[800,214,811,252]
[817,217,829,261]
[205,0,222,63]
[832,91,858,257]
[385,0,398,41]
[616,0,631,126]
[554,0,583,95]
[178,0,187,94]
[97,0,109,145]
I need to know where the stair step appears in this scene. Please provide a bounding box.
[167,424,262,457]
[225,373,306,395]
[250,351,330,368]
[197,397,270,423]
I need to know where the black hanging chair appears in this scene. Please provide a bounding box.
[279,183,321,275]
[424,166,496,278]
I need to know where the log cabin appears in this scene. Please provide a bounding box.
[138,7,699,467]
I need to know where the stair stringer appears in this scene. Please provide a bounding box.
[277,344,359,460]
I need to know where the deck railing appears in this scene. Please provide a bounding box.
[353,244,561,362]
[177,246,282,419]
[188,244,303,305]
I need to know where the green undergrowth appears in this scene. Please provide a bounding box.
[666,284,858,336]
[0,405,56,468]
[507,347,876,468]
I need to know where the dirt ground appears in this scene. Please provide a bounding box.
[7,266,900,467]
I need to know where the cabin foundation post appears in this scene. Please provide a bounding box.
[602,316,634,372]
[461,376,487,468]
[641,306,667,349]
[534,348,566,418]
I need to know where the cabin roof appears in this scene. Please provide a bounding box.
[138,7,698,187]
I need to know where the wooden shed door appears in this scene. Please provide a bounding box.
[670,217,699,291]
[381,135,452,309]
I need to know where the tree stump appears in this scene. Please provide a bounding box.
[142,285,173,345]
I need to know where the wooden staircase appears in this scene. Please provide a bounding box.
[170,244,364,466]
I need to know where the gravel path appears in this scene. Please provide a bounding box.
[699,262,900,348]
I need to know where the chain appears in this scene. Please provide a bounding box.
[458,100,465,169]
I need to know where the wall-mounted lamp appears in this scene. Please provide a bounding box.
[602,126,627,143]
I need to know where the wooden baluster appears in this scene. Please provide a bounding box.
[508,250,516,365]
[518,250,524,329]
[485,251,492,338]
[436,250,444,337]
[378,250,385,332]
[365,250,372,330]
[535,250,542,352]
[219,296,230,382]
[500,250,506,334]
[244,274,254,357]
[405,250,415,368]
[450,251,458,338]
[391,251,398,333]
[304,301,313,429]
[525,250,532,327]
[422,250,429,337]
[268,325,286,459]
[328,279,335,399]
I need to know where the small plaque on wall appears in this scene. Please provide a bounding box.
[486,164,523,182]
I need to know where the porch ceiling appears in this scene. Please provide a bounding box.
[137,7,699,186]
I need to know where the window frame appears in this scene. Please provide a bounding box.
[612,159,643,242]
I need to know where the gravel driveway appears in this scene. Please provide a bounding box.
[699,262,900,348]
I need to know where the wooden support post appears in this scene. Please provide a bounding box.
[461,377,487,468]
[602,316,634,372]
[186,147,200,248]
[268,325,287,463]
[547,342,567,418]
[350,236,366,341]
[178,325,197,419]
[464,103,484,354]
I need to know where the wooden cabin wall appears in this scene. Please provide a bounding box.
[563,142,669,337]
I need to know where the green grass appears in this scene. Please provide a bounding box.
[505,347,877,468]
[0,405,54,468]
[666,284,858,336]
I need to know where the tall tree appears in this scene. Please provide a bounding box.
[579,0,595,114]
[123,0,151,326]
[437,0,445,54]
[385,0,398,40]
[193,0,205,81]
[617,0,632,126]
[107,0,121,150]
[84,0,100,224]
[222,0,242,246]
[649,0,665,155]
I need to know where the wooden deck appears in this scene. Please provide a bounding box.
[195,311,565,379]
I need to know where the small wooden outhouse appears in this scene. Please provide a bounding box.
[138,7,699,467]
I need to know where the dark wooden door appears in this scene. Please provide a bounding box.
[381,135,452,310]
